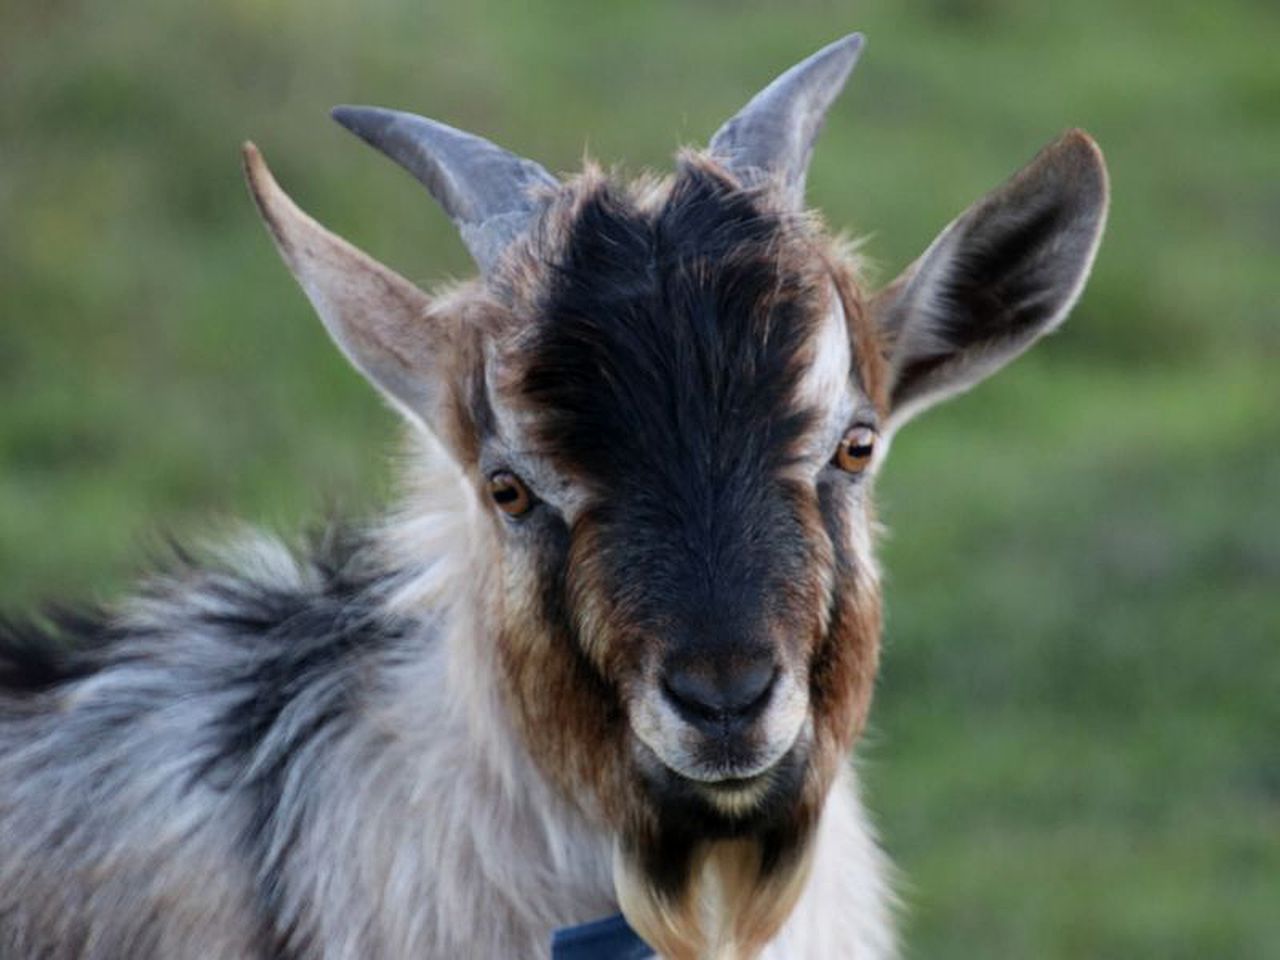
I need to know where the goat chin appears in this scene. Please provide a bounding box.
[610,761,897,960]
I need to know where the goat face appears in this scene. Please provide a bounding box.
[487,160,884,842]
[245,32,1107,955]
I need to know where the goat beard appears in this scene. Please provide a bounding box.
[501,651,835,958]
[607,635,875,960]
[611,760,831,960]
[502,663,865,958]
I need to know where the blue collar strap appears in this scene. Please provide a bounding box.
[551,913,654,959]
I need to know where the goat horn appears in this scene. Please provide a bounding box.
[332,105,559,275]
[709,32,864,209]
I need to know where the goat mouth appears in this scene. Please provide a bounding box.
[641,737,789,791]
[688,770,779,819]
[699,771,770,790]
[629,705,804,785]
[633,736,807,832]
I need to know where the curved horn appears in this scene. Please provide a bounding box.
[331,106,558,274]
[709,33,864,209]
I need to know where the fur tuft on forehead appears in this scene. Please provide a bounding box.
[521,157,837,491]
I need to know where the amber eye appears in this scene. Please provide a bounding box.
[488,471,533,517]
[833,426,876,474]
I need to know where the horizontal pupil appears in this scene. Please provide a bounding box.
[849,444,873,457]
[493,486,519,503]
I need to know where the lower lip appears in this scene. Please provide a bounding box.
[701,772,768,790]
[690,770,776,815]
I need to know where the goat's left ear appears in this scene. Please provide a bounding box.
[872,130,1108,431]
[242,143,461,443]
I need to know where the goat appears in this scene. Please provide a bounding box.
[0,33,1108,959]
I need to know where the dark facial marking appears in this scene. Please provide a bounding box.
[522,163,830,666]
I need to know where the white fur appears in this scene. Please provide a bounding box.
[763,766,897,959]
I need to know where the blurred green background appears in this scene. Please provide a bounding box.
[2,0,1277,955]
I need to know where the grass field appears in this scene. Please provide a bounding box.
[2,0,1277,955]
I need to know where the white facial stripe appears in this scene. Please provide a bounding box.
[795,288,868,470]
[801,287,853,413]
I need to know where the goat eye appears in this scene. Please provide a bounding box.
[487,471,534,517]
[833,426,876,474]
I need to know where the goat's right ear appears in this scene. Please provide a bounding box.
[242,143,456,438]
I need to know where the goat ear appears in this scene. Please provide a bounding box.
[242,143,456,437]
[872,130,1108,431]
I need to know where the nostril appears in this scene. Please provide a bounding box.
[662,672,719,722]
[730,661,777,717]
[662,660,778,726]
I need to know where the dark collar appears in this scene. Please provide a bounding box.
[551,913,653,959]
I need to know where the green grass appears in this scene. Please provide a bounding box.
[2,0,1277,955]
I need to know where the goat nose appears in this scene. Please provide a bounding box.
[661,655,777,729]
